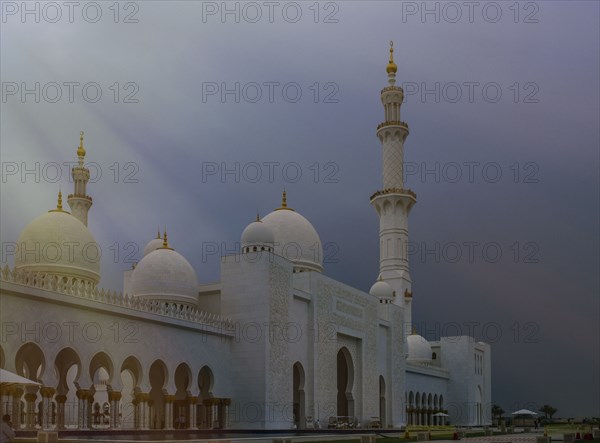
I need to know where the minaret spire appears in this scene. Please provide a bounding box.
[386,41,398,85]
[77,131,86,165]
[67,131,93,226]
[370,43,416,325]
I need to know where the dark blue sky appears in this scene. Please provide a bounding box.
[1,1,598,417]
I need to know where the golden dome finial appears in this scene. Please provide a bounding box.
[275,189,294,211]
[49,189,69,213]
[157,227,161,239]
[160,227,174,250]
[77,131,86,159]
[57,190,63,210]
[256,212,260,222]
[386,40,398,75]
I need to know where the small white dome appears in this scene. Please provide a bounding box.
[407,334,433,361]
[369,280,395,299]
[143,236,164,256]
[261,194,323,273]
[131,245,198,307]
[15,209,100,284]
[241,219,275,249]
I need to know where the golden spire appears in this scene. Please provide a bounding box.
[386,41,398,75]
[160,227,174,250]
[157,227,161,239]
[275,190,295,211]
[57,190,63,210]
[77,131,86,159]
[256,212,260,222]
[49,190,69,213]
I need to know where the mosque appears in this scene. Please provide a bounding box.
[0,44,491,431]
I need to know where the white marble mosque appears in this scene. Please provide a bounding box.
[0,44,491,431]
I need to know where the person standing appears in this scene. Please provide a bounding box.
[0,415,15,443]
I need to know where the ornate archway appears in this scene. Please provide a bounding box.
[336,347,354,418]
[293,362,306,428]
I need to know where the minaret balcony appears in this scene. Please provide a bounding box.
[380,85,404,94]
[370,187,416,201]
[370,188,417,214]
[67,193,93,202]
[370,188,417,217]
[377,120,409,131]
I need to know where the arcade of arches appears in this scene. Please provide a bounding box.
[2,343,450,430]
[0,343,230,430]
[405,391,447,426]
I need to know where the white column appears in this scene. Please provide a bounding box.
[137,394,150,430]
[108,391,121,429]
[55,395,66,430]
[24,390,37,429]
[164,395,174,430]
[40,387,55,429]
[188,396,198,429]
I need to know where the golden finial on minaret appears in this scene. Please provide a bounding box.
[77,131,86,159]
[157,227,161,239]
[386,41,398,75]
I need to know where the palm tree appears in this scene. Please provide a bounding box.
[492,405,505,425]
[539,405,558,420]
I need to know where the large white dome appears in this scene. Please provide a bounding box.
[407,333,433,361]
[261,193,323,273]
[131,244,198,307]
[241,219,275,251]
[15,209,100,285]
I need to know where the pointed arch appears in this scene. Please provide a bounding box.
[336,347,354,418]
[149,359,169,429]
[15,342,46,381]
[174,362,193,429]
[89,351,114,386]
[293,362,306,429]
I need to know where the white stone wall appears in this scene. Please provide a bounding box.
[1,252,490,431]
[438,336,492,426]
[311,274,382,427]
[220,251,293,429]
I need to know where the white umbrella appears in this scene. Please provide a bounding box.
[0,368,41,387]
[511,409,538,427]
[433,412,449,417]
[512,409,538,415]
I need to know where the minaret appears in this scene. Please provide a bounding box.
[370,42,417,326]
[67,131,93,226]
